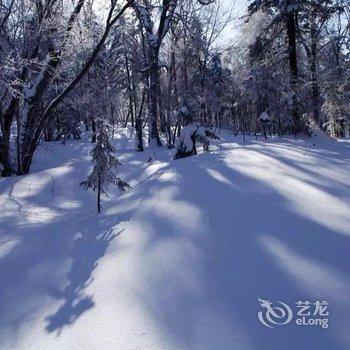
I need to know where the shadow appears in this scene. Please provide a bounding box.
[0,139,132,345]
[1,132,350,349]
[45,228,123,333]
[110,139,350,350]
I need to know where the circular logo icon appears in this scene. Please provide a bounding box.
[258,298,293,328]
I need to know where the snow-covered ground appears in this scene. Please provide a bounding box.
[1,129,350,350]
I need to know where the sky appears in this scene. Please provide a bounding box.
[224,0,248,16]
[93,0,249,46]
[222,0,249,42]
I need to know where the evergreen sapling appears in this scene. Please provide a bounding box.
[81,120,131,212]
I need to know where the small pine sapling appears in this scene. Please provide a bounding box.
[81,120,131,212]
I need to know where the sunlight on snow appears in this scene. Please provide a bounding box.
[143,186,204,231]
[206,168,234,186]
[55,200,82,210]
[0,239,21,261]
[258,234,350,303]
[22,206,59,225]
[10,165,72,199]
[157,170,181,183]
[227,149,350,236]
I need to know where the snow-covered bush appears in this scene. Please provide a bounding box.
[174,123,210,159]
[258,111,270,139]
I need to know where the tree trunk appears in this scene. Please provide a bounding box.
[125,52,135,127]
[0,98,18,175]
[286,3,301,135]
[158,70,166,133]
[17,98,44,174]
[310,21,320,125]
[97,175,102,213]
[135,89,146,152]
[148,47,162,147]
[91,118,97,143]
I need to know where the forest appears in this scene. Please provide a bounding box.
[0,0,349,177]
[0,1,350,350]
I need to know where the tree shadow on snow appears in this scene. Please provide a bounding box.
[1,136,350,349]
[45,228,123,334]
[118,142,350,350]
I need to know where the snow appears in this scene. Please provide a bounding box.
[259,111,270,121]
[136,5,157,45]
[181,105,189,114]
[175,123,198,150]
[19,60,48,146]
[1,129,350,350]
[22,58,49,101]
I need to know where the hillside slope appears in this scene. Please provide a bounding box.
[1,130,350,350]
